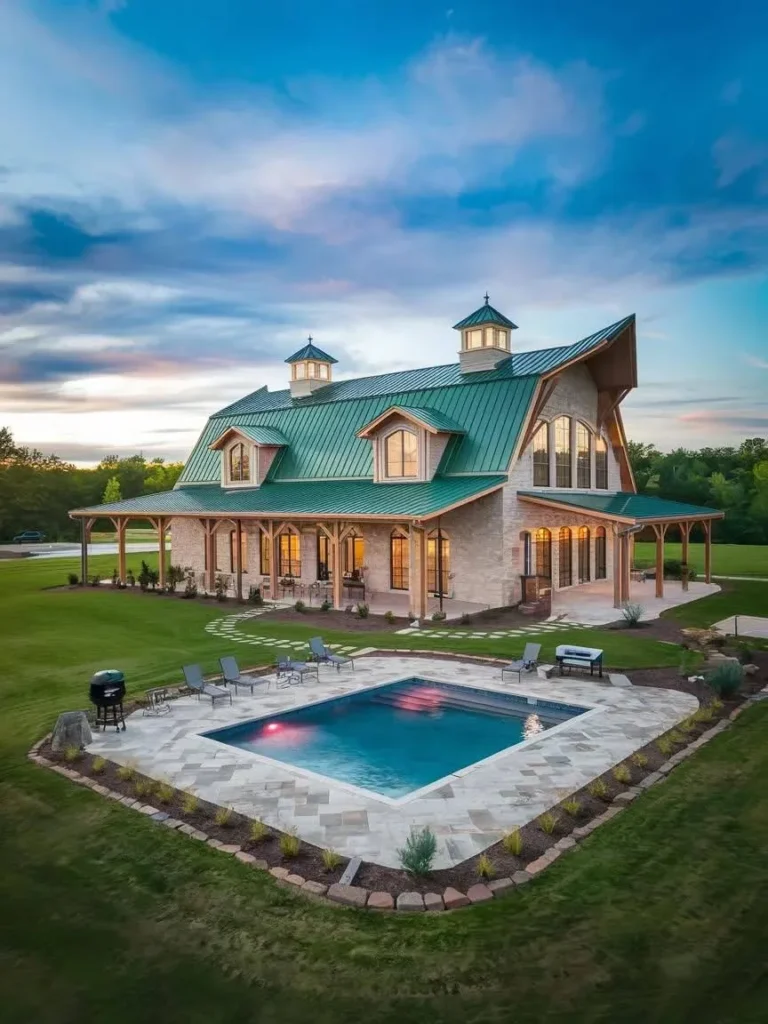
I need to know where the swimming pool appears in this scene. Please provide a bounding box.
[203,678,588,800]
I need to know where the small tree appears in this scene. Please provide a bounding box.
[102,476,122,505]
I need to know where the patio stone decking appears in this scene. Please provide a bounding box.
[86,656,696,869]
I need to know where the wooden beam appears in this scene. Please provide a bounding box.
[612,525,622,609]
[518,376,560,453]
[680,521,691,591]
[235,518,243,601]
[158,517,167,590]
[332,521,343,610]
[703,519,712,583]
[269,520,278,602]
[80,517,94,586]
[207,518,216,592]
[653,523,667,599]
[418,526,428,620]
[621,534,631,603]
[111,517,127,583]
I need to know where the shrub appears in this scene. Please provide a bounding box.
[706,661,743,699]
[321,848,342,872]
[663,558,697,581]
[710,698,724,713]
[736,642,754,665]
[679,648,699,678]
[279,828,301,858]
[561,798,582,817]
[668,729,686,745]
[459,613,472,626]
[294,600,307,613]
[249,819,269,843]
[126,568,135,587]
[156,781,174,804]
[679,716,696,733]
[431,611,447,622]
[110,568,121,588]
[248,585,264,606]
[384,610,396,624]
[630,751,648,768]
[356,602,370,619]
[613,763,631,785]
[397,825,437,875]
[91,755,106,774]
[165,564,186,594]
[502,829,523,856]
[621,602,644,627]
[588,779,610,801]
[89,575,101,587]
[656,736,674,756]
[138,560,153,591]
[117,762,136,781]
[181,792,198,815]
[214,573,230,601]
[63,744,81,763]
[134,778,154,798]
[67,572,79,586]
[538,812,558,835]
[476,853,495,879]
[320,600,332,612]
[693,704,715,724]
[214,805,234,828]
[183,571,198,599]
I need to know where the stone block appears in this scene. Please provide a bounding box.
[51,711,92,752]
[150,812,169,822]
[396,891,425,912]
[178,823,196,835]
[92,784,110,796]
[443,887,470,909]
[137,804,159,816]
[327,883,368,907]
[488,877,514,896]
[424,892,445,911]
[525,857,548,876]
[368,891,395,910]
[285,873,305,886]
[250,859,269,871]
[512,870,531,886]
[554,836,577,851]
[235,851,257,865]
[638,772,662,789]
[608,673,633,688]
[467,883,494,904]
[190,829,208,841]
[613,790,639,805]
[218,844,242,855]
[536,664,555,680]
[302,880,328,896]
[270,866,290,880]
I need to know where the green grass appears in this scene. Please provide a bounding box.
[663,579,768,629]
[2,556,768,1022]
[91,528,162,543]
[634,541,768,578]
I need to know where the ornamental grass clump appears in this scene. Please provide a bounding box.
[538,812,558,835]
[613,763,632,785]
[561,798,582,817]
[214,805,234,828]
[279,828,301,858]
[706,661,743,699]
[117,761,136,782]
[656,735,674,756]
[397,825,437,875]
[588,779,610,801]
[134,777,153,798]
[156,781,174,804]
[476,853,495,880]
[502,829,523,857]
[249,819,269,843]
[621,602,644,627]
[181,792,198,815]
[91,755,106,774]
[63,744,81,763]
[630,751,648,769]
[321,848,342,872]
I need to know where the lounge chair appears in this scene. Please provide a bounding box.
[275,655,318,685]
[309,636,354,672]
[219,655,269,694]
[182,664,232,706]
[501,643,541,684]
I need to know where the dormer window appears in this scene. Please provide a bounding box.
[385,429,418,478]
[228,443,250,483]
[209,424,287,489]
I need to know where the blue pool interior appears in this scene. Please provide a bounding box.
[203,678,588,799]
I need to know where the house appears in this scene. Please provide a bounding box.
[70,298,722,615]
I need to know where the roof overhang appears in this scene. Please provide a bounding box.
[357,406,464,439]
[517,491,724,526]
[208,425,287,450]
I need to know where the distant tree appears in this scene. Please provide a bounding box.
[102,476,122,504]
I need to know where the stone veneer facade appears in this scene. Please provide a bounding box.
[171,366,624,610]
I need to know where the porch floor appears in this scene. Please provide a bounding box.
[551,578,720,627]
[274,589,490,623]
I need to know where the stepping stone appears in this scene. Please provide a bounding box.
[608,673,633,688]
[424,892,445,911]
[368,891,395,910]
[327,883,368,907]
[270,866,290,880]
[338,856,362,886]
[488,877,514,896]
[466,883,493,904]
[302,880,327,896]
[443,887,470,909]
[512,871,531,886]
[396,891,424,912]
[285,873,305,886]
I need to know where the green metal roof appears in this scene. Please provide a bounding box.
[285,342,338,364]
[74,476,506,520]
[453,300,518,330]
[518,490,723,522]
[210,424,288,447]
[360,405,466,434]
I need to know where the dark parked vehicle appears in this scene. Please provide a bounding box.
[12,531,46,544]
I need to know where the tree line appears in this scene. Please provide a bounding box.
[0,427,184,541]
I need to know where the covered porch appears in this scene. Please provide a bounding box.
[551,577,720,626]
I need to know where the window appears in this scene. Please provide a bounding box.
[343,533,364,577]
[595,526,607,579]
[319,363,329,380]
[229,529,248,573]
[522,531,532,575]
[228,443,250,483]
[465,328,483,350]
[554,416,572,488]
[278,532,301,578]
[307,361,316,378]
[576,423,591,488]
[390,533,409,590]
[534,528,551,579]
[558,527,572,587]
[595,436,609,489]
[259,532,271,576]
[532,421,550,487]
[385,429,418,478]
[294,363,306,379]
[317,534,330,580]
[427,532,450,595]
[577,526,590,583]
[495,328,508,349]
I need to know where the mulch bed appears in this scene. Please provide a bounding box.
[40,647,767,899]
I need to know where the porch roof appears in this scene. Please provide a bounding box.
[71,475,506,522]
[518,490,723,524]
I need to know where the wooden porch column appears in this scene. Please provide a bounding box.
[207,518,217,592]
[235,518,243,601]
[703,520,712,583]
[680,521,691,591]
[653,523,667,599]
[269,522,279,602]
[332,523,343,610]
[418,527,428,620]
[620,534,631,604]
[112,517,127,583]
[157,517,167,590]
[80,517,95,586]
[612,525,622,608]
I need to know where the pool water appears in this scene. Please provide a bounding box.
[203,678,587,799]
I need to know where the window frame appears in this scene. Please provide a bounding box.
[576,423,591,488]
[558,527,573,587]
[389,532,409,590]
[532,420,550,487]
[384,428,419,479]
[278,531,301,578]
[229,529,248,574]
[595,435,609,490]
[259,532,271,576]
[577,526,590,583]
[427,531,450,596]
[534,528,552,579]
[227,441,251,484]
[595,526,607,579]
[554,416,572,488]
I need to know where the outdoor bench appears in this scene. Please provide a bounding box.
[555,644,604,678]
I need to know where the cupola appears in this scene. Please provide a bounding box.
[453,294,518,374]
[286,336,338,398]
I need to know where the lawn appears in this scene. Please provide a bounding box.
[2,555,768,1023]
[663,579,768,629]
[634,541,768,577]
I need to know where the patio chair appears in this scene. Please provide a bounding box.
[182,664,232,706]
[501,643,541,684]
[309,636,355,672]
[219,655,270,695]
[275,655,319,685]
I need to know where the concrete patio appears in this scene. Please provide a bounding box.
[551,578,720,627]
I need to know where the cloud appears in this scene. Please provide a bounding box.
[712,133,768,191]
[745,354,768,370]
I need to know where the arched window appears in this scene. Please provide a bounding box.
[260,531,271,576]
[385,430,418,478]
[534,528,552,579]
[278,529,301,578]
[595,435,609,489]
[228,442,250,483]
[427,530,450,596]
[344,530,365,578]
[229,529,248,573]
[558,527,572,587]
[522,531,533,575]
[595,526,607,579]
[576,423,591,488]
[532,421,550,487]
[577,526,590,583]
[390,531,409,590]
[554,416,572,487]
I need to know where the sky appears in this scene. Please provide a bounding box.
[1,0,767,465]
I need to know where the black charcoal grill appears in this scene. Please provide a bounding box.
[89,669,126,732]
